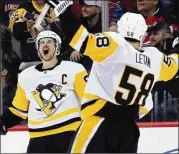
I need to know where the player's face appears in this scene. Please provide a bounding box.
[39,38,56,62]
[82,5,101,18]
[137,0,158,12]
[149,30,165,46]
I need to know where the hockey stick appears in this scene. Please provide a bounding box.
[34,3,50,31]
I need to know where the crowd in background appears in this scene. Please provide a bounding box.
[0,0,179,122]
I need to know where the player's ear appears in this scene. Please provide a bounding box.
[56,50,60,55]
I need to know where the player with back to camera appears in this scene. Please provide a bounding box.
[45,1,179,153]
[0,30,88,153]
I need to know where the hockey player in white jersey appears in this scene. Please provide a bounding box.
[0,30,88,153]
[45,1,178,153]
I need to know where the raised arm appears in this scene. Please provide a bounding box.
[46,1,120,62]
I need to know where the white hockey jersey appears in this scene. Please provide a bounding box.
[69,25,179,120]
[9,60,87,138]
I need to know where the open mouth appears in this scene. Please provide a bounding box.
[43,49,49,55]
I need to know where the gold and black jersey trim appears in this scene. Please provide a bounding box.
[10,105,28,114]
[81,99,107,120]
[81,100,139,121]
[29,117,81,138]
[29,117,81,132]
[81,100,98,110]
[159,53,179,81]
[70,116,104,153]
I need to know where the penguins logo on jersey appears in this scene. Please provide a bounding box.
[32,83,66,116]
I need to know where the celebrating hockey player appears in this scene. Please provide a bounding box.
[0,30,88,153]
[45,1,179,153]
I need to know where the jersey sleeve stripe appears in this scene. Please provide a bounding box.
[9,107,27,119]
[12,82,30,112]
[69,25,89,51]
[159,54,179,81]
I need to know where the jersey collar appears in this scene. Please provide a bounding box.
[35,59,62,71]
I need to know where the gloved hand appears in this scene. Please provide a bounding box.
[0,118,8,135]
[45,0,73,18]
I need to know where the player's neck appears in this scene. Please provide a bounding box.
[129,42,140,49]
[42,58,58,69]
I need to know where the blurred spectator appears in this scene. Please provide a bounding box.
[9,0,46,62]
[135,0,177,24]
[9,0,63,63]
[1,0,25,26]
[0,0,25,64]
[1,59,18,111]
[147,20,172,54]
[135,0,179,45]
[72,0,83,19]
[1,24,12,54]
[79,0,102,33]
[175,0,179,25]
[70,0,123,72]
[117,0,136,12]
[72,0,123,24]
[1,24,21,69]
[108,0,123,23]
[160,0,179,25]
[69,0,102,72]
